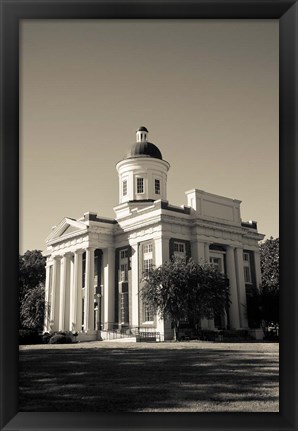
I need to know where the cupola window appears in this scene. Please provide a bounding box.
[122,179,127,196]
[137,177,144,194]
[155,179,160,195]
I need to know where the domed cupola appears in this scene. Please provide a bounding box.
[126,127,163,160]
[115,127,170,210]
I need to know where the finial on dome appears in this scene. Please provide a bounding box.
[136,126,148,143]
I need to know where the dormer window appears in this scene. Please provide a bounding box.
[137,177,144,194]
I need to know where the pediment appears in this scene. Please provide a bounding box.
[46,217,88,243]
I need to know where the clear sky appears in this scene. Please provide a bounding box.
[20,19,279,253]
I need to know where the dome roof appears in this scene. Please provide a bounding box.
[137,126,148,132]
[126,141,163,160]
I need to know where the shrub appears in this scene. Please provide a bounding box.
[49,334,72,344]
[41,332,51,344]
[19,329,42,345]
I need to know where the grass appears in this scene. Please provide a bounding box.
[19,341,279,412]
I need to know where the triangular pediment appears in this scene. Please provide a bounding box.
[46,217,88,243]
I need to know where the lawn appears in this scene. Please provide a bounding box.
[19,341,279,412]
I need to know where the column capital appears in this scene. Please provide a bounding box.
[74,248,85,255]
[86,246,96,252]
[226,245,235,251]
[53,254,62,261]
[63,251,73,258]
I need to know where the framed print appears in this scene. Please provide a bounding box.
[0,1,297,430]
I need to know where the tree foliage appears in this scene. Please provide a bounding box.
[20,283,46,331]
[141,257,230,339]
[259,237,279,324]
[19,250,46,330]
[260,237,279,295]
[19,250,46,301]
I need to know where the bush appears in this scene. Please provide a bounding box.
[41,332,51,344]
[198,330,218,341]
[19,329,42,345]
[49,333,72,344]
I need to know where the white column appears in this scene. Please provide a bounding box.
[154,237,169,340]
[254,250,262,290]
[226,246,240,329]
[197,241,205,262]
[191,238,204,263]
[204,242,214,328]
[103,247,115,330]
[69,249,84,332]
[50,256,61,331]
[130,242,139,327]
[204,242,210,263]
[235,247,248,328]
[64,253,72,331]
[43,262,51,332]
[84,247,95,332]
[59,253,71,331]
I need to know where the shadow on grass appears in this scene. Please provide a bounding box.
[19,346,279,412]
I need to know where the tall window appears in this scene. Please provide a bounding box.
[142,242,154,322]
[120,292,129,324]
[173,242,186,258]
[143,303,154,322]
[119,249,129,282]
[82,252,86,288]
[137,177,144,194]
[143,243,153,273]
[155,179,160,195]
[119,248,129,324]
[122,179,127,196]
[243,252,252,283]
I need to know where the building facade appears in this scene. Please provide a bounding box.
[43,127,264,341]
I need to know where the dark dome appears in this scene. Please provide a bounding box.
[137,126,148,132]
[126,141,163,160]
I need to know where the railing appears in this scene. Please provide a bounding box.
[99,325,162,341]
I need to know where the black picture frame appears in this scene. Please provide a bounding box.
[0,1,297,430]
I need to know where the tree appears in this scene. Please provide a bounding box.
[259,237,279,324]
[247,237,279,328]
[141,257,230,340]
[19,250,46,301]
[19,250,46,330]
[20,283,47,331]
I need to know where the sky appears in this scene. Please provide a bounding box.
[20,19,279,253]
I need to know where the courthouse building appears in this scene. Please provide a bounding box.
[43,127,264,341]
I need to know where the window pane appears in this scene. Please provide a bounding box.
[143,303,154,322]
[155,179,160,194]
[143,243,153,254]
[174,242,185,257]
[120,263,128,282]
